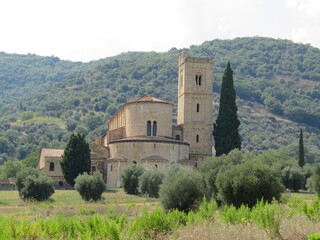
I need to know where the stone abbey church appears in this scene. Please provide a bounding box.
[39,52,214,188]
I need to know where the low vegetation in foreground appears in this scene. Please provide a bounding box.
[0,190,319,240]
[1,149,320,239]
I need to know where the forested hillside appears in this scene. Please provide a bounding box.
[0,37,320,166]
[0,52,90,106]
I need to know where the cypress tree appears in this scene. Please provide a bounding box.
[61,132,91,186]
[298,128,305,167]
[213,61,241,156]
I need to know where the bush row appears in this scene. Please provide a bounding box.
[122,149,320,211]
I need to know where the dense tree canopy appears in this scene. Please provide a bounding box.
[74,172,106,201]
[216,159,284,207]
[16,167,55,201]
[139,169,165,198]
[0,37,320,166]
[213,62,241,156]
[159,165,205,212]
[60,132,91,186]
[299,128,305,167]
[122,163,145,195]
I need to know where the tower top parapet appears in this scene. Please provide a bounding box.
[179,52,213,66]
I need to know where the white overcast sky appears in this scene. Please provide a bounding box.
[1,0,320,62]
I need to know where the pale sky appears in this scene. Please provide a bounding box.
[1,0,319,62]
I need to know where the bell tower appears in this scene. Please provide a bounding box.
[177,52,213,165]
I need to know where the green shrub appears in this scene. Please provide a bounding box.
[201,149,245,199]
[16,167,40,192]
[300,197,320,221]
[288,198,305,216]
[2,160,25,178]
[251,200,283,240]
[20,175,54,201]
[281,166,305,191]
[196,197,218,221]
[139,169,165,198]
[122,163,145,195]
[221,204,251,224]
[308,233,320,240]
[0,215,126,239]
[159,166,205,212]
[16,167,54,201]
[129,208,186,239]
[79,208,96,215]
[74,172,106,201]
[20,111,35,121]
[309,163,320,194]
[216,159,284,207]
[187,197,218,224]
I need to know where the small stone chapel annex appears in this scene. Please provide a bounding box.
[38,52,214,188]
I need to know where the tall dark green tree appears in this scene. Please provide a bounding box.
[298,128,305,167]
[60,132,91,186]
[213,61,241,156]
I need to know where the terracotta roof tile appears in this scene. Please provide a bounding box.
[41,148,64,157]
[109,136,189,145]
[90,151,107,159]
[128,96,171,104]
[108,96,172,124]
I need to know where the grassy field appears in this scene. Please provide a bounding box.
[0,190,319,240]
[0,189,159,219]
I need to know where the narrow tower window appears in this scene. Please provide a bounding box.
[197,103,200,112]
[153,121,157,136]
[195,75,198,85]
[49,162,55,171]
[147,121,151,136]
[199,75,202,86]
[196,134,199,143]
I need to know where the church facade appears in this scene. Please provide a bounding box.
[39,52,214,188]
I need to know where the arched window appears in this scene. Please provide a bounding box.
[92,166,96,172]
[133,161,137,164]
[175,135,180,140]
[147,121,151,136]
[197,103,200,112]
[199,75,202,86]
[49,162,55,171]
[196,134,199,143]
[153,121,157,136]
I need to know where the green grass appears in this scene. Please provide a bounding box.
[0,190,314,216]
[12,116,64,127]
[284,191,316,202]
[0,190,319,239]
[0,189,155,205]
[0,189,159,218]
